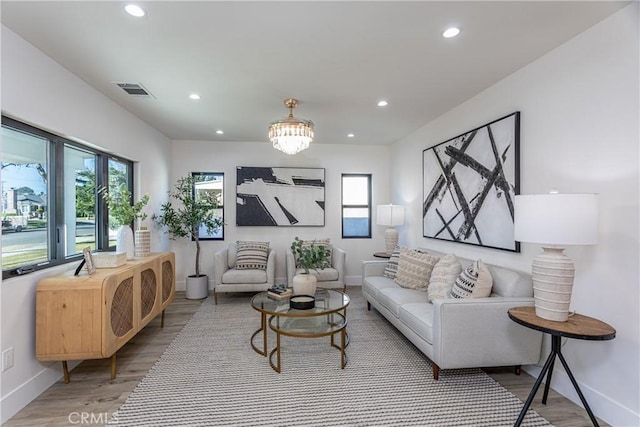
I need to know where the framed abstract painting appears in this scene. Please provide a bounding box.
[236,166,325,226]
[422,112,520,252]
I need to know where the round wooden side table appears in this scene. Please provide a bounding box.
[508,306,616,427]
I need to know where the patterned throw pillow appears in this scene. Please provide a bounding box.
[295,238,332,268]
[235,241,269,270]
[427,254,462,302]
[383,246,402,279]
[393,248,440,291]
[450,259,493,299]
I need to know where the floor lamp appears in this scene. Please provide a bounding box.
[377,204,404,255]
[514,193,598,321]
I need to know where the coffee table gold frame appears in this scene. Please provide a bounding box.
[250,289,350,373]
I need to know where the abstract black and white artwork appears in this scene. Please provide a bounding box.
[422,112,520,252]
[236,167,325,226]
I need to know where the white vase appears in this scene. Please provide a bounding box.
[116,225,135,260]
[292,273,317,296]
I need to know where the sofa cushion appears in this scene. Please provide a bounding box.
[427,254,462,302]
[294,267,339,282]
[394,248,439,291]
[378,287,430,316]
[382,246,401,279]
[399,303,434,344]
[221,268,267,284]
[451,259,493,298]
[362,276,397,299]
[235,241,269,270]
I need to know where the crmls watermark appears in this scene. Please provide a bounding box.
[68,411,118,424]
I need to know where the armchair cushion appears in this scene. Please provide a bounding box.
[294,267,339,282]
[235,241,269,270]
[222,268,268,284]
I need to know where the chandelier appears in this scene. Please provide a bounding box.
[268,98,314,155]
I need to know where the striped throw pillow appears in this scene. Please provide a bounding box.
[450,259,493,298]
[235,241,269,270]
[383,246,402,279]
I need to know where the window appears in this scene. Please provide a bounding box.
[1,116,134,278]
[192,172,224,240]
[341,174,371,238]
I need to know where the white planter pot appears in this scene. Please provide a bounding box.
[116,225,135,260]
[292,273,317,296]
[186,275,209,300]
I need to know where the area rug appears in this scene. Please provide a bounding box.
[109,288,551,427]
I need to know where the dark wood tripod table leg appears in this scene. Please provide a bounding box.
[514,335,600,427]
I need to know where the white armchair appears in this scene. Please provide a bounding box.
[213,242,276,304]
[286,244,346,290]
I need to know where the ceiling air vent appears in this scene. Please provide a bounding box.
[115,82,154,98]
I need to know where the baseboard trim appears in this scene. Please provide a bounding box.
[1,360,80,424]
[523,365,639,426]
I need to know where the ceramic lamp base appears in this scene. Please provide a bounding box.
[531,246,575,322]
[384,227,399,255]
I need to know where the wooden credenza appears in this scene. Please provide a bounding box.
[36,252,175,382]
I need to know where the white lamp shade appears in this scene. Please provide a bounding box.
[377,205,404,227]
[514,193,598,245]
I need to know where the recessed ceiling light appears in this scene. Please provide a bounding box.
[189,93,201,100]
[124,4,146,18]
[442,27,461,38]
[377,100,388,107]
[216,130,224,135]
[347,133,355,138]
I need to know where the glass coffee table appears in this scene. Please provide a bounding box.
[250,288,350,373]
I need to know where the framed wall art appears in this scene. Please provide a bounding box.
[422,112,520,252]
[236,166,325,226]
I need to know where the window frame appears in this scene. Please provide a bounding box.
[2,116,134,279]
[341,173,372,239]
[191,171,224,241]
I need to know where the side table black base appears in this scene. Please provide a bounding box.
[515,335,600,426]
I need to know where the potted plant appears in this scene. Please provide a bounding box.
[99,187,149,259]
[290,237,331,295]
[153,175,223,299]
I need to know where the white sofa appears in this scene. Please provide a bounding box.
[213,243,276,304]
[286,245,346,290]
[362,249,542,380]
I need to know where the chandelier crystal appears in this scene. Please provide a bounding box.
[268,98,314,155]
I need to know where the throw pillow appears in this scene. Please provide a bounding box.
[383,246,402,279]
[393,248,440,291]
[235,241,269,270]
[450,259,493,299]
[427,254,462,302]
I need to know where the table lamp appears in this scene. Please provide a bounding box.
[377,204,404,255]
[514,193,598,321]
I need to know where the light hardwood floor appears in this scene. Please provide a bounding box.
[4,290,607,427]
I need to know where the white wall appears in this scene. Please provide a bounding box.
[168,140,390,289]
[391,4,639,426]
[0,26,172,422]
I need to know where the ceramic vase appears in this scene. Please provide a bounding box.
[134,227,151,258]
[116,225,135,260]
[292,273,317,296]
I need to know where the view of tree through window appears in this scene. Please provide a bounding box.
[1,116,134,278]
[193,172,224,240]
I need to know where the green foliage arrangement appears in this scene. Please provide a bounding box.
[290,237,331,274]
[153,175,223,277]
[99,187,149,229]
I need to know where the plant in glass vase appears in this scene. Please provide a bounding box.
[99,187,149,260]
[290,237,331,295]
[153,175,223,299]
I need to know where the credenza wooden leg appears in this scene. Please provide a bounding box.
[110,353,116,380]
[62,361,70,384]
